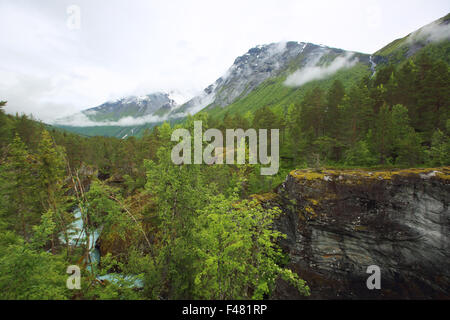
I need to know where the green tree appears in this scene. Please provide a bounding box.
[415,54,450,138]
[429,129,450,166]
[390,104,424,166]
[192,180,310,299]
[0,230,70,300]
[143,122,210,299]
[300,87,326,139]
[367,104,394,164]
[0,101,11,149]
[325,80,345,139]
[342,84,374,148]
[344,140,376,166]
[36,130,70,254]
[0,134,41,239]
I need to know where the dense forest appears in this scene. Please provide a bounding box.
[0,48,449,299]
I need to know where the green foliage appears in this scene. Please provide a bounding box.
[142,120,213,299]
[193,181,309,299]
[390,105,425,166]
[344,141,376,166]
[141,122,309,300]
[85,181,123,228]
[0,134,42,238]
[429,129,450,166]
[0,101,12,149]
[0,233,70,300]
[31,209,57,249]
[207,62,370,121]
[82,252,145,300]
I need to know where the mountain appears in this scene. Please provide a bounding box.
[198,14,449,120]
[53,13,449,138]
[82,92,177,122]
[171,41,369,117]
[55,92,177,124]
[56,42,369,137]
[375,13,450,64]
[53,92,179,138]
[195,43,370,120]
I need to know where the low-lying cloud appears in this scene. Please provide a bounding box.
[407,20,450,44]
[51,112,171,127]
[284,53,359,87]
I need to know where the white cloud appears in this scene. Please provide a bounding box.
[407,20,450,44]
[51,112,171,127]
[284,53,359,87]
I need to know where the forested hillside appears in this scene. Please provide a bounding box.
[0,106,312,299]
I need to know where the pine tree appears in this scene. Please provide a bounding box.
[390,104,424,166]
[300,87,326,139]
[325,80,345,139]
[429,129,450,166]
[0,101,11,150]
[0,134,41,239]
[343,85,375,148]
[35,130,69,254]
[395,60,418,122]
[367,104,394,164]
[253,106,278,130]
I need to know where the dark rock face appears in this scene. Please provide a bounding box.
[271,168,450,299]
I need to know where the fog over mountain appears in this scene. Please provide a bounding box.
[55,41,367,128]
[284,52,359,87]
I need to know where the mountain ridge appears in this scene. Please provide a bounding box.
[52,13,450,138]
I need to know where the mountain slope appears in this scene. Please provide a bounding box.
[56,92,177,125]
[375,13,450,64]
[82,92,177,122]
[206,51,370,120]
[53,92,178,138]
[172,42,370,118]
[201,13,450,120]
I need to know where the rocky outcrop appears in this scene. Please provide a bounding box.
[270,168,450,299]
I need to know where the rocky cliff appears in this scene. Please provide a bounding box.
[269,167,450,299]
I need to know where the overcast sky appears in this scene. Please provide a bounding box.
[0,0,448,122]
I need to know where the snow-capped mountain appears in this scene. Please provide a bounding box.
[50,13,449,139]
[64,92,177,124]
[55,41,369,129]
[170,41,370,117]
